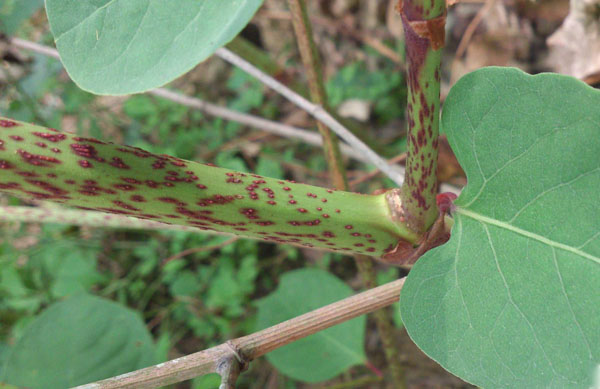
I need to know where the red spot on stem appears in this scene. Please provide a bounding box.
[0,120,18,127]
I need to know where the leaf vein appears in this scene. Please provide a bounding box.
[458,208,600,265]
[482,223,563,380]
[550,247,593,359]
[508,167,599,224]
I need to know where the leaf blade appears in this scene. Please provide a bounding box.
[45,0,264,94]
[401,67,600,387]
[256,269,366,383]
[2,294,155,388]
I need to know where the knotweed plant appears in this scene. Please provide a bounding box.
[0,1,598,388]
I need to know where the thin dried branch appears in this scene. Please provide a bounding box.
[149,88,358,157]
[9,38,396,172]
[9,38,461,194]
[286,2,406,386]
[287,0,348,190]
[161,236,239,265]
[75,278,405,389]
[455,0,496,58]
[215,355,244,389]
[215,47,406,186]
[258,9,404,66]
[349,153,407,189]
[0,205,208,233]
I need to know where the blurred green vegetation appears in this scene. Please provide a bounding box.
[0,8,407,387]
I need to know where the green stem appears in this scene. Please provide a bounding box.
[0,117,418,257]
[287,0,348,190]
[226,34,384,157]
[400,0,446,234]
[287,2,406,387]
[354,255,406,389]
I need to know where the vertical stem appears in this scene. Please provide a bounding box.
[354,256,406,389]
[216,356,243,389]
[287,1,406,388]
[287,0,348,190]
[400,0,447,234]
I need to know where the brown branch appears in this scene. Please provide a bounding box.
[287,0,348,192]
[0,205,207,233]
[286,2,407,386]
[215,353,244,389]
[75,278,405,388]
[161,237,239,265]
[454,0,496,58]
[257,9,405,66]
[9,37,407,184]
[349,153,407,189]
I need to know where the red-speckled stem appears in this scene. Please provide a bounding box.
[399,0,446,234]
[0,117,419,257]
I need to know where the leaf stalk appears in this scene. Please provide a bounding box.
[399,0,447,233]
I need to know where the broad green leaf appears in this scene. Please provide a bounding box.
[2,294,155,388]
[256,269,366,383]
[401,67,600,388]
[45,0,264,95]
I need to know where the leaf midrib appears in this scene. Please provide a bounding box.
[54,0,117,42]
[457,208,600,265]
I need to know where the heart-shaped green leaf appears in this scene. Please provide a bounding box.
[1,294,155,388]
[256,269,366,383]
[45,0,263,95]
[401,67,600,388]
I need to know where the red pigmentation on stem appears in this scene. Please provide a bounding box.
[436,192,457,214]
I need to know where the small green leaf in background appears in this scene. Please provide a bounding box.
[401,67,600,388]
[256,269,366,383]
[2,294,156,388]
[0,342,9,378]
[205,255,258,317]
[0,0,43,34]
[192,373,221,389]
[45,0,264,95]
[30,241,105,298]
[169,270,202,297]
[326,61,405,123]
[255,156,284,179]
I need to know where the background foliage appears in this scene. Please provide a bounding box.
[1,0,596,388]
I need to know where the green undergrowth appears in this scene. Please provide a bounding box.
[0,13,409,387]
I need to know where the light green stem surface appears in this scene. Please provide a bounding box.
[0,117,418,256]
[400,0,446,233]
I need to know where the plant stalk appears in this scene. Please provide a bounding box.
[287,2,406,387]
[399,0,447,234]
[354,256,406,389]
[0,205,207,233]
[9,38,395,181]
[287,0,348,190]
[0,117,419,257]
[215,47,406,186]
[75,278,405,389]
